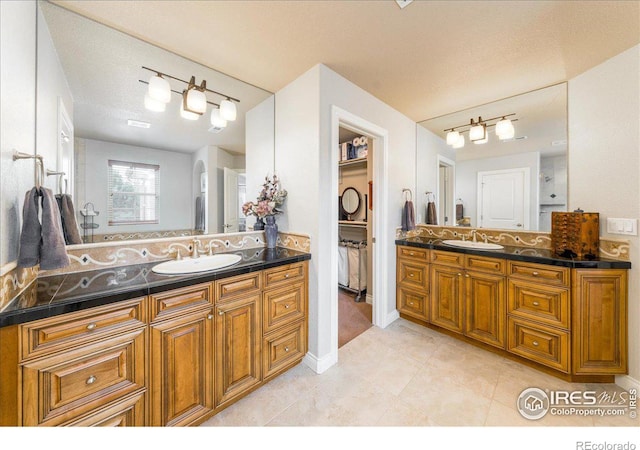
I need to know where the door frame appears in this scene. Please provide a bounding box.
[477,167,530,230]
[330,106,389,364]
[436,155,456,226]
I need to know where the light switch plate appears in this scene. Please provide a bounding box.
[606,218,638,236]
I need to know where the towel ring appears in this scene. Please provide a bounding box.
[46,169,67,195]
[425,191,435,203]
[402,188,413,202]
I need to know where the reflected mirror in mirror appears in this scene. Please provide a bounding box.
[341,187,361,220]
[36,2,274,245]
[417,82,567,232]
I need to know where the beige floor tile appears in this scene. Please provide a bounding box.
[375,400,435,426]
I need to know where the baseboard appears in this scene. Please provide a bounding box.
[379,309,399,329]
[366,293,373,305]
[303,350,338,374]
[615,374,640,392]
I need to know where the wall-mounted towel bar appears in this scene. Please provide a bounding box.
[13,150,44,189]
[402,188,413,201]
[46,169,68,195]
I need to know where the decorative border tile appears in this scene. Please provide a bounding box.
[0,263,38,312]
[277,232,311,252]
[89,229,199,243]
[399,225,629,261]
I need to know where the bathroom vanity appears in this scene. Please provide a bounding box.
[0,247,310,426]
[395,236,629,382]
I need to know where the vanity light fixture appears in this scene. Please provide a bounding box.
[140,66,240,125]
[443,113,517,148]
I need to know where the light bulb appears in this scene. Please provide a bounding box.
[220,99,237,121]
[469,124,486,141]
[498,123,515,140]
[180,101,199,120]
[144,93,166,112]
[148,75,171,103]
[186,88,207,114]
[446,130,460,146]
[210,109,227,128]
[452,134,465,149]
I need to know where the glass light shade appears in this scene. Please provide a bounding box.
[495,118,513,137]
[452,134,465,149]
[180,102,199,120]
[144,93,166,112]
[148,75,171,103]
[446,130,460,146]
[220,99,237,121]
[186,88,207,114]
[469,124,486,141]
[210,109,227,128]
[498,123,515,140]
[473,133,489,144]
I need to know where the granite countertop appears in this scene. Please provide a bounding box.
[396,236,632,269]
[0,247,311,328]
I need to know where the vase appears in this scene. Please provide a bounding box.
[264,215,278,249]
[254,217,265,230]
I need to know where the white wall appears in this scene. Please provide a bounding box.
[1,0,37,266]
[275,64,417,369]
[80,138,192,234]
[416,125,456,224]
[456,151,540,229]
[245,95,275,209]
[36,4,73,192]
[568,44,640,388]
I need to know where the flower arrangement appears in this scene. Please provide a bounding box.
[242,174,288,218]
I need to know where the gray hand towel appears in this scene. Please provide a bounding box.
[195,195,205,231]
[56,194,83,245]
[39,187,70,270]
[17,188,42,268]
[402,200,415,232]
[426,201,438,225]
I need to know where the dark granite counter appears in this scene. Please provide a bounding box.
[396,236,631,269]
[0,247,311,328]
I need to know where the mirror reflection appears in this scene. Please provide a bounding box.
[417,82,567,232]
[341,187,361,219]
[36,2,274,244]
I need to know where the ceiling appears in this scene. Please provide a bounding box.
[52,0,639,122]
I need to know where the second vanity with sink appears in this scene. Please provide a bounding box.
[395,234,630,383]
[0,247,310,427]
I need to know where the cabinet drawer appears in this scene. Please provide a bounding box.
[431,250,464,267]
[397,286,429,321]
[150,283,212,322]
[63,391,145,427]
[508,261,569,287]
[507,317,569,373]
[21,328,146,426]
[263,262,305,289]
[21,297,146,361]
[263,320,306,380]
[263,282,306,334]
[465,255,505,275]
[396,259,428,291]
[397,246,429,262]
[215,272,261,303]
[508,280,570,328]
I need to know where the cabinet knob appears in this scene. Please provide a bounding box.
[532,341,539,347]
[86,323,97,331]
[285,304,290,309]
[218,310,224,316]
[408,302,414,306]
[409,252,414,256]
[457,273,462,277]
[532,301,540,307]
[284,346,290,352]
[465,274,470,278]
[207,313,214,320]
[285,274,290,278]
[86,375,97,385]
[409,273,414,277]
[532,271,540,277]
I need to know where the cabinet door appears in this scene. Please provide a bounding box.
[397,286,429,321]
[430,265,464,333]
[63,392,145,427]
[150,308,214,427]
[215,294,261,409]
[464,271,505,349]
[572,269,627,375]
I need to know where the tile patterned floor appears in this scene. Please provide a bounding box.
[201,318,639,428]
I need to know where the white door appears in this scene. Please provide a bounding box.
[477,168,530,230]
[223,167,240,233]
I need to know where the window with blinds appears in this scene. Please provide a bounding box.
[108,160,159,225]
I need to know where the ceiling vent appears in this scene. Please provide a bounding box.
[395,0,413,9]
[208,125,224,134]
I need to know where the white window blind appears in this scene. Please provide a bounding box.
[108,160,159,225]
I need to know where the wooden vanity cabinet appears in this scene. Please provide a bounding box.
[396,246,430,321]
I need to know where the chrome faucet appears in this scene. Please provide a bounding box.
[470,229,478,242]
[191,238,202,258]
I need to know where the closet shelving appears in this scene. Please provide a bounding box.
[338,157,367,168]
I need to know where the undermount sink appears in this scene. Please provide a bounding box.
[152,254,242,274]
[442,240,504,251]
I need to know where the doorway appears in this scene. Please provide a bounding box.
[223,167,246,233]
[477,167,530,230]
[437,155,455,226]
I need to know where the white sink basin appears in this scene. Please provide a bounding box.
[152,254,242,274]
[442,240,504,250]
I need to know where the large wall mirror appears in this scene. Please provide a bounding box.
[36,1,274,245]
[416,82,567,232]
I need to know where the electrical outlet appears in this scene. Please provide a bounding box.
[606,218,638,236]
